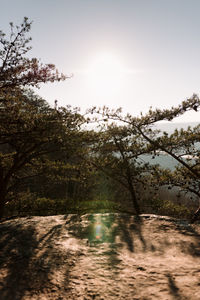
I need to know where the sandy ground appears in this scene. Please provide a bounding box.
[0,213,200,300]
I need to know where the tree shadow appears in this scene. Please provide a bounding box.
[65,213,149,270]
[0,219,76,300]
[0,222,38,300]
[166,273,185,300]
[174,221,200,257]
[120,214,147,252]
[1,214,199,299]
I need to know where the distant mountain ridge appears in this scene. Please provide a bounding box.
[154,121,199,134]
[142,122,200,170]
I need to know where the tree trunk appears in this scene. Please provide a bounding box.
[130,186,140,215]
[0,182,7,220]
[127,175,140,215]
[191,206,200,223]
[0,196,5,220]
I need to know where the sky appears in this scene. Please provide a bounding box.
[1,0,200,122]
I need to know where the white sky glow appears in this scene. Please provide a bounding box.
[1,0,200,122]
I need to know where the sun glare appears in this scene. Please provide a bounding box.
[85,53,126,100]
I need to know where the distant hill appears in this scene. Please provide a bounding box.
[139,154,178,170]
[154,121,199,134]
[142,122,199,170]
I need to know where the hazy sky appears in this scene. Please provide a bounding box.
[1,0,200,122]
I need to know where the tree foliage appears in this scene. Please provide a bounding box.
[0,17,66,90]
[90,96,200,220]
[0,18,82,219]
[89,123,157,214]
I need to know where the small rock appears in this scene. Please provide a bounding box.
[137,266,146,271]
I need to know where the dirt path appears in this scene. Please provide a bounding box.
[0,213,200,299]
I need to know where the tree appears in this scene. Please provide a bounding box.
[88,122,156,215]
[91,95,200,220]
[147,124,200,222]
[0,88,84,218]
[0,18,78,219]
[0,17,67,91]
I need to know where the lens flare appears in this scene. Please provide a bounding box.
[95,223,102,239]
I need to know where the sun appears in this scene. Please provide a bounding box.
[89,53,124,76]
[85,52,126,100]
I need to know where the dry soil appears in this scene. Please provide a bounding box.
[0,213,200,300]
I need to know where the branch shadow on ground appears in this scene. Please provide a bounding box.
[65,213,149,270]
[173,221,200,257]
[0,219,77,300]
[0,214,200,300]
[166,273,185,300]
[65,214,200,271]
